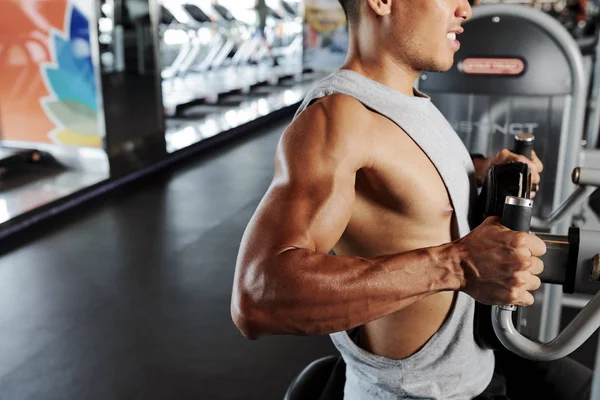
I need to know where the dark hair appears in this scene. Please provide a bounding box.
[338,0,360,24]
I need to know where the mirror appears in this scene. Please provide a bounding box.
[157,0,309,153]
[0,0,109,226]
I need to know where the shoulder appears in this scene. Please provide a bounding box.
[280,94,377,166]
[296,94,373,132]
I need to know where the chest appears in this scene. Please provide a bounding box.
[356,157,452,227]
[361,118,473,220]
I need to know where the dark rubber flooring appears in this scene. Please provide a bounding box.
[0,114,597,400]
[0,115,336,400]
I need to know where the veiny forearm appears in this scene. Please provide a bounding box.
[234,244,463,338]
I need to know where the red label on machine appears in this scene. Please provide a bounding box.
[459,58,525,75]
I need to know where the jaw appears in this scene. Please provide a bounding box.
[410,47,456,74]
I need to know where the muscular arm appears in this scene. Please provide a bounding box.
[231,96,465,339]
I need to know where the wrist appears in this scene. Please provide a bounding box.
[427,243,465,292]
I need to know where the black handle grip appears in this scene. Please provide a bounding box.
[513,133,535,159]
[476,196,534,351]
[502,196,533,232]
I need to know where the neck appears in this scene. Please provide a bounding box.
[341,25,420,97]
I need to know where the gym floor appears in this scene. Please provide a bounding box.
[0,113,596,399]
[0,115,335,400]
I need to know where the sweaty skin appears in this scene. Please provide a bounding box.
[231,0,546,361]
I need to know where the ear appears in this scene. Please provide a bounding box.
[367,0,393,17]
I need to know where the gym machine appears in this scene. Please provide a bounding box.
[181,1,252,72]
[475,133,600,363]
[265,0,304,64]
[160,1,235,113]
[160,1,223,79]
[179,1,275,96]
[229,1,302,78]
[159,0,304,117]
[417,4,600,395]
[417,3,600,346]
[472,0,600,42]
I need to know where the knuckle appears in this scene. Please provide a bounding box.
[511,273,526,286]
[506,276,517,287]
[508,289,520,303]
[486,216,498,225]
[512,232,529,248]
[519,259,532,271]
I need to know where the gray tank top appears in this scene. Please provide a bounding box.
[294,69,495,399]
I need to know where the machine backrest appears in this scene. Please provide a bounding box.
[418,4,587,224]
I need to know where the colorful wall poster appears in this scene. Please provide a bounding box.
[0,0,102,148]
[302,0,348,72]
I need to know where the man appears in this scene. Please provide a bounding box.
[254,0,279,66]
[256,0,269,38]
[231,0,591,398]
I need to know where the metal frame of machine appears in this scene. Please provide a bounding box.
[418,3,600,396]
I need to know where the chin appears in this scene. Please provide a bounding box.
[422,64,452,73]
[422,58,455,73]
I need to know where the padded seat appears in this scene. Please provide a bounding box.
[284,355,339,400]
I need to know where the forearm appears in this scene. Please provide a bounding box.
[232,244,464,339]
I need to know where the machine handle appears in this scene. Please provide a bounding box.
[494,197,600,360]
[529,167,600,230]
[572,167,600,187]
[513,132,535,159]
[492,291,600,361]
[502,196,533,232]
